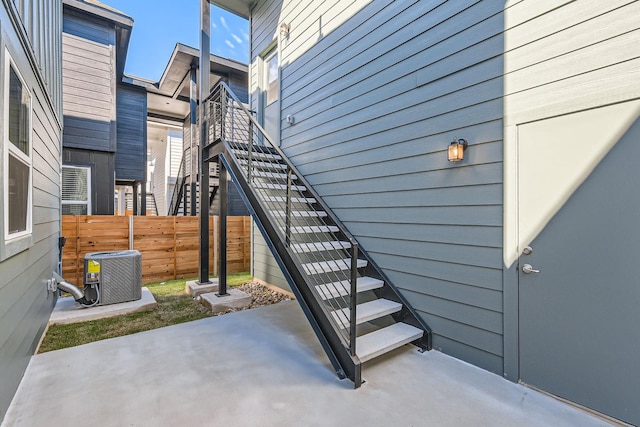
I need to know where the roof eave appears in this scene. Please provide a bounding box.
[62,0,133,28]
[209,0,252,19]
[62,0,133,80]
[157,43,248,93]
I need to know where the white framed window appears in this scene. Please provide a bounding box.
[62,165,91,215]
[4,49,33,241]
[265,49,279,106]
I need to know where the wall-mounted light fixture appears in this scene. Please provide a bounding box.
[447,138,468,162]
[280,22,290,37]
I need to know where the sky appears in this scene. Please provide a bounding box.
[100,0,250,82]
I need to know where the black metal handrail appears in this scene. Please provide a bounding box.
[207,83,359,245]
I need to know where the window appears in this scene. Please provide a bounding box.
[4,51,32,240]
[265,50,278,105]
[62,166,91,215]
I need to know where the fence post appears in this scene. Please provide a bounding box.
[129,215,134,250]
[173,216,178,280]
[244,216,250,271]
[75,216,80,285]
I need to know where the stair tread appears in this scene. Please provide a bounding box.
[331,299,402,328]
[263,195,316,204]
[291,241,350,253]
[357,323,423,363]
[285,225,339,234]
[302,258,367,274]
[272,210,327,218]
[255,182,306,192]
[231,149,282,161]
[252,171,297,180]
[239,159,287,170]
[316,276,384,300]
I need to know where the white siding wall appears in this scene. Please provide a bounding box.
[167,132,183,178]
[151,137,167,215]
[504,0,640,265]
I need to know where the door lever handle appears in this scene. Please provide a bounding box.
[522,264,540,274]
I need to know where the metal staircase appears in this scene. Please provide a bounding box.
[168,153,219,216]
[203,82,432,387]
[126,192,159,216]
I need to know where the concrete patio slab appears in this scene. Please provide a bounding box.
[48,287,157,325]
[5,301,611,427]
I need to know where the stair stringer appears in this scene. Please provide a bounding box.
[220,152,363,386]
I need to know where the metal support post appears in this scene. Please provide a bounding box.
[198,0,211,284]
[140,181,147,216]
[349,242,359,357]
[182,182,188,216]
[217,158,229,296]
[132,184,138,216]
[190,65,198,217]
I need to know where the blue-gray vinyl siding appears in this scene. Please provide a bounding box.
[63,148,115,215]
[115,84,147,182]
[211,180,250,217]
[250,0,505,373]
[251,223,288,291]
[0,0,62,421]
[62,8,115,45]
[227,70,248,105]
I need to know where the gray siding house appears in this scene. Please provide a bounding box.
[0,0,63,421]
[62,0,147,215]
[212,0,640,424]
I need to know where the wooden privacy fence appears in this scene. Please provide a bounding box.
[62,215,251,285]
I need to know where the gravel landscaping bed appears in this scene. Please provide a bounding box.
[238,282,292,307]
[209,282,292,316]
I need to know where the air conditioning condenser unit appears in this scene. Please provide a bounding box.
[84,250,142,306]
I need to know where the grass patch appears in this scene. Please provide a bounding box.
[38,272,253,354]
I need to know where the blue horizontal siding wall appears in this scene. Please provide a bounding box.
[115,85,147,182]
[250,0,505,373]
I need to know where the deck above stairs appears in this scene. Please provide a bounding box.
[202,82,432,387]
